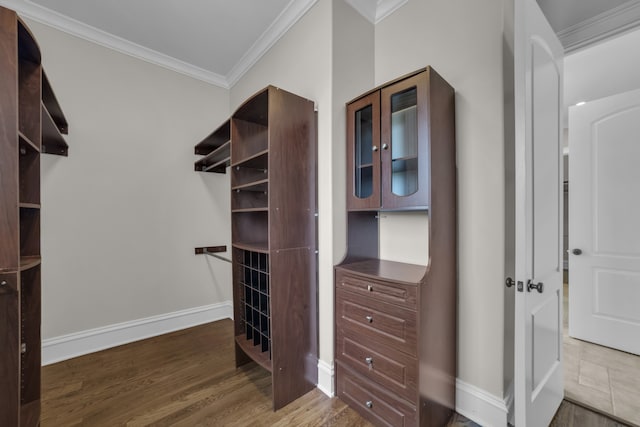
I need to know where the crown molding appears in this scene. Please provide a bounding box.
[345,0,407,24]
[559,0,640,54]
[0,0,230,88]
[0,0,320,89]
[226,0,318,87]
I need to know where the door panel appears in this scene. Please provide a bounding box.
[569,89,640,355]
[380,73,429,210]
[347,92,380,210]
[514,0,564,425]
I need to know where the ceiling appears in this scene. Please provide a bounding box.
[2,0,639,88]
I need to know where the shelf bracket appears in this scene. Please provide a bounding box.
[194,246,231,263]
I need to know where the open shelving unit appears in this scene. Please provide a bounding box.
[229,86,317,411]
[1,7,70,425]
[194,120,230,173]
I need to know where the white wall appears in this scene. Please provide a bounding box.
[26,20,232,340]
[375,0,507,397]
[565,28,640,108]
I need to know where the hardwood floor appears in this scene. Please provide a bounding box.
[42,319,628,426]
[42,319,369,426]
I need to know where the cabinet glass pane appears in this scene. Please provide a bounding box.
[355,105,373,199]
[390,88,418,197]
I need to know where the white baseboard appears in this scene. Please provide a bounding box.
[317,359,334,397]
[456,379,510,427]
[42,301,233,366]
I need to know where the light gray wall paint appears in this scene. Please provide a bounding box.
[375,0,507,397]
[28,19,232,339]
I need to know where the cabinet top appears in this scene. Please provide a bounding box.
[346,67,431,105]
[337,258,427,285]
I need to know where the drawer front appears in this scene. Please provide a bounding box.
[336,289,417,357]
[337,362,416,427]
[337,331,417,401]
[336,271,417,309]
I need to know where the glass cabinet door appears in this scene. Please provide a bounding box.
[347,91,380,210]
[381,72,428,209]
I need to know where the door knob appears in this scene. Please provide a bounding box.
[527,280,544,293]
[372,145,378,152]
[506,277,515,288]
[382,143,389,150]
[572,248,582,255]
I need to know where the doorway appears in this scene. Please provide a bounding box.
[563,114,640,425]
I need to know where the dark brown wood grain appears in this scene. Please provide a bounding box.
[41,102,68,156]
[18,58,41,149]
[20,265,41,406]
[336,289,417,357]
[229,86,317,411]
[18,141,40,205]
[0,6,19,272]
[194,119,229,155]
[337,67,457,427]
[337,330,418,402]
[337,362,417,427]
[346,91,381,211]
[0,272,20,427]
[380,72,429,210]
[418,67,457,422]
[41,69,67,134]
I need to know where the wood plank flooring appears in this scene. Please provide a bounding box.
[42,319,628,426]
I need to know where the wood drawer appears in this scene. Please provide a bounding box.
[336,289,417,357]
[337,362,416,427]
[336,331,417,402]
[336,270,417,309]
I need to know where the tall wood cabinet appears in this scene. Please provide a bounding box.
[231,86,317,410]
[336,67,456,427]
[0,7,69,426]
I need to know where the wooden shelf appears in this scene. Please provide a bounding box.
[232,207,268,213]
[231,149,268,168]
[19,256,41,272]
[195,120,229,155]
[235,335,272,372]
[19,203,40,209]
[232,178,268,193]
[41,70,68,134]
[19,131,39,153]
[194,140,230,173]
[232,242,269,254]
[41,102,68,156]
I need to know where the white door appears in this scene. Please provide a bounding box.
[514,0,564,425]
[569,89,640,356]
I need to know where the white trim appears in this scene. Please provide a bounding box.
[225,0,318,87]
[0,0,228,87]
[375,0,409,24]
[317,359,334,397]
[42,301,233,366]
[0,0,319,89]
[344,0,407,24]
[559,1,640,54]
[455,379,510,427]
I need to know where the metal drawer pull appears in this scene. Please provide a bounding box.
[365,356,373,366]
[367,285,373,292]
[365,315,373,323]
[0,280,7,287]
[365,400,373,409]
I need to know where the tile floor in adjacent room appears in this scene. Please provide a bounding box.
[564,283,640,427]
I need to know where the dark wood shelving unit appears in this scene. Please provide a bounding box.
[41,102,68,156]
[1,8,70,426]
[42,70,68,135]
[229,86,317,411]
[19,256,41,272]
[336,67,457,427]
[194,120,230,173]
